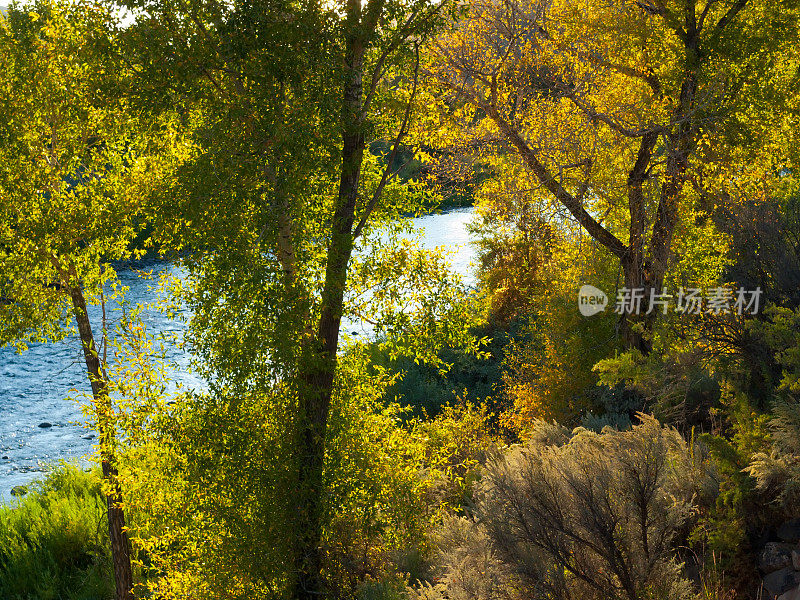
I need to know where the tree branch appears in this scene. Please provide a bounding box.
[353,43,420,239]
[568,94,664,138]
[483,103,628,259]
[712,0,748,35]
[697,0,719,31]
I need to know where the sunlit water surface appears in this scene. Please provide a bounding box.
[0,208,476,502]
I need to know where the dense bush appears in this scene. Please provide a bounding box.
[748,400,800,515]
[0,464,113,600]
[372,321,513,420]
[414,416,713,600]
[116,348,496,598]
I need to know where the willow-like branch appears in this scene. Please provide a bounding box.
[352,43,421,240]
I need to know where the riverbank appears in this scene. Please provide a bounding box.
[0,261,200,503]
[0,209,477,502]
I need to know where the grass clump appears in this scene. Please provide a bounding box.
[0,464,113,600]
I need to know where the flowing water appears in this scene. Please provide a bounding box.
[0,208,477,501]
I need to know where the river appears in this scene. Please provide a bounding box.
[0,208,477,502]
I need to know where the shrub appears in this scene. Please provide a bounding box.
[369,319,512,422]
[119,349,496,598]
[747,399,800,515]
[0,464,113,600]
[414,416,707,600]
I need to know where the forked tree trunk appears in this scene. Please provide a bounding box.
[466,6,709,355]
[69,284,134,600]
[619,33,698,353]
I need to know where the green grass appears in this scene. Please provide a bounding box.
[0,464,113,600]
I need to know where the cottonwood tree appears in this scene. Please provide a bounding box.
[0,3,183,598]
[424,0,799,352]
[116,0,474,595]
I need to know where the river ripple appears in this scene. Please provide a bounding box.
[0,209,476,502]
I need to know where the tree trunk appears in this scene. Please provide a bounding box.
[621,32,699,353]
[619,254,653,355]
[69,284,134,600]
[619,131,659,354]
[292,34,366,600]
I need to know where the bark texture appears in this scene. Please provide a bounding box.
[69,283,133,600]
[292,15,369,600]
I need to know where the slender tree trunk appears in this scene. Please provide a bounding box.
[69,284,134,600]
[292,34,366,600]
